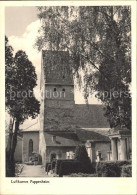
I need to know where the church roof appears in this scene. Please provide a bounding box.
[43,132,80,147]
[21,104,109,132]
[76,128,110,142]
[20,118,39,132]
[73,104,109,128]
[44,127,110,147]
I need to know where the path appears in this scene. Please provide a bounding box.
[19,165,50,177]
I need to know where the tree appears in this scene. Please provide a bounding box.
[35,6,131,129]
[5,37,40,176]
[75,144,89,161]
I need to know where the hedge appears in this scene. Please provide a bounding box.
[55,144,95,177]
[75,144,89,161]
[67,173,97,177]
[58,159,94,177]
[58,160,80,177]
[121,165,132,177]
[55,159,75,175]
[96,161,132,177]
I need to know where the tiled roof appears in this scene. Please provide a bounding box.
[73,104,109,128]
[21,119,39,132]
[44,132,80,147]
[76,128,110,142]
[21,122,109,145]
[44,128,110,146]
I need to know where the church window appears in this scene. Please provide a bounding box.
[52,135,56,143]
[54,88,56,92]
[29,139,33,156]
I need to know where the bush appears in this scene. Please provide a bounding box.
[75,144,89,161]
[58,160,94,177]
[58,160,80,177]
[96,162,121,177]
[45,163,51,173]
[121,165,132,177]
[55,159,74,175]
[51,159,56,172]
[56,145,95,177]
[67,173,97,177]
[47,164,51,173]
[96,161,132,177]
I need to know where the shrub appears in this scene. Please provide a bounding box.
[55,160,62,175]
[55,159,74,175]
[45,163,51,173]
[67,173,97,177]
[75,144,89,161]
[121,165,132,177]
[47,164,51,173]
[58,160,81,177]
[56,145,95,177]
[58,160,94,177]
[96,161,132,177]
[51,159,56,172]
[59,161,73,177]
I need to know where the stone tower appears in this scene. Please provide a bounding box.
[39,50,75,163]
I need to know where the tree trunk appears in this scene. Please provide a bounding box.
[6,119,19,177]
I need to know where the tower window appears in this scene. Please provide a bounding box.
[54,88,56,92]
[52,136,56,143]
[62,88,65,92]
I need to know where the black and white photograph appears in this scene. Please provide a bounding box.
[0,1,136,195]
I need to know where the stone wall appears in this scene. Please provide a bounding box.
[22,132,39,163]
[95,142,111,161]
[44,85,74,101]
[42,50,73,85]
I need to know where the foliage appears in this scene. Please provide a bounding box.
[55,159,74,175]
[121,165,132,177]
[46,162,51,172]
[96,161,131,177]
[35,6,131,129]
[15,164,24,177]
[96,161,121,177]
[51,159,56,171]
[5,36,40,176]
[75,144,89,161]
[58,160,94,177]
[67,173,97,177]
[47,163,52,173]
[5,40,40,123]
[55,146,94,176]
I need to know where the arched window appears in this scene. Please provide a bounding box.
[29,139,33,156]
[54,88,56,92]
[62,88,65,92]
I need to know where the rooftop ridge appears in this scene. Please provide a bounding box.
[24,121,38,130]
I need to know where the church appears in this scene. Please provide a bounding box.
[21,50,131,165]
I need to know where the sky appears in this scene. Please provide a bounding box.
[5,6,101,110]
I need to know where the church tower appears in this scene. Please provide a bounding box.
[39,50,75,163]
[40,50,75,133]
